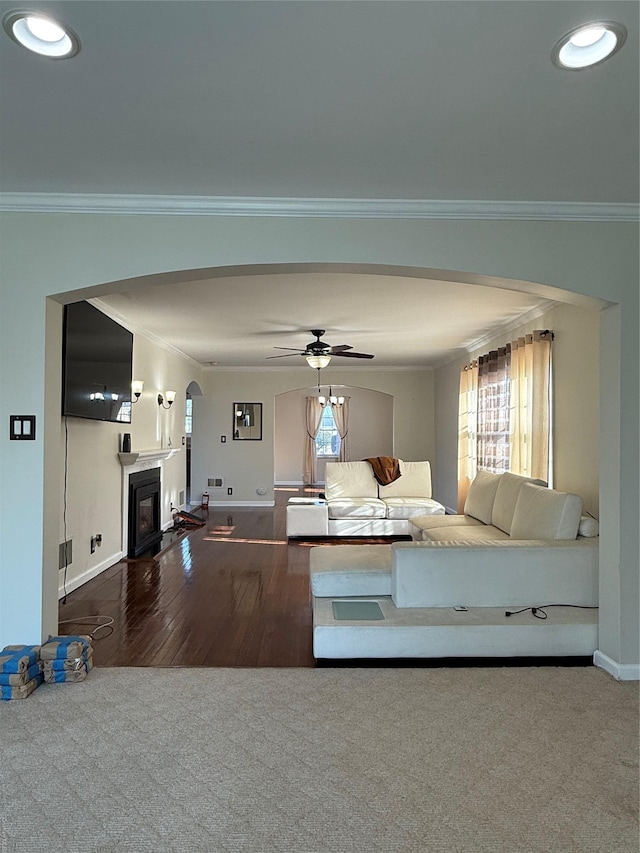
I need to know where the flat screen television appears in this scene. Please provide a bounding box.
[62,301,133,423]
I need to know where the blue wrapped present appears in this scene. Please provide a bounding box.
[0,672,43,700]
[40,635,92,661]
[0,662,42,686]
[0,647,39,673]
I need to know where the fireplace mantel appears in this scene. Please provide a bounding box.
[118,448,181,467]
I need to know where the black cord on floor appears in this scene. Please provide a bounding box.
[505,604,599,620]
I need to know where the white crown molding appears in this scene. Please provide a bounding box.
[432,298,557,370]
[90,298,203,370]
[203,364,433,372]
[1,193,638,221]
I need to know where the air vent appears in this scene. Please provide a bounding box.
[178,490,185,505]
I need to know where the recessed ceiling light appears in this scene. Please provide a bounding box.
[552,21,627,69]
[3,10,80,58]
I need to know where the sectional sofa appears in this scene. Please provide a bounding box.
[287,460,445,538]
[310,471,599,660]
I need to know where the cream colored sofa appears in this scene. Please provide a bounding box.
[286,460,445,538]
[310,471,599,660]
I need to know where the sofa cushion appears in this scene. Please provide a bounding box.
[325,461,378,500]
[463,471,501,524]
[378,460,432,498]
[409,514,483,540]
[327,498,387,519]
[423,525,510,542]
[492,472,545,534]
[382,497,445,520]
[309,544,393,597]
[510,483,583,540]
[410,514,484,530]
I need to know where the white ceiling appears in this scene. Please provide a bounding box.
[2,1,637,367]
[96,272,555,369]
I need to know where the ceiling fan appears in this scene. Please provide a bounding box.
[266,329,374,368]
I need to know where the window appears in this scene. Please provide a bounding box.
[477,349,510,474]
[185,397,192,435]
[315,405,341,457]
[458,331,552,510]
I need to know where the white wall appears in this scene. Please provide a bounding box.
[57,320,204,596]
[191,367,433,503]
[0,213,637,673]
[275,384,395,483]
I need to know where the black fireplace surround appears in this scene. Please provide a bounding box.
[128,468,162,558]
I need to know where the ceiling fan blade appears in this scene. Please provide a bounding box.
[272,346,305,352]
[334,351,375,359]
[328,345,353,353]
[265,352,303,359]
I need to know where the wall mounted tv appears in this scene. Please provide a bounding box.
[62,301,133,423]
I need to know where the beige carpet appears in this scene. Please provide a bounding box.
[0,666,637,852]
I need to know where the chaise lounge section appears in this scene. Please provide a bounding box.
[309,471,599,660]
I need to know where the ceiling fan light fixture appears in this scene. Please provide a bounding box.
[552,21,626,69]
[306,354,332,369]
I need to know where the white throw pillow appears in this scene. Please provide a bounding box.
[578,515,599,537]
[510,483,583,540]
[463,471,501,524]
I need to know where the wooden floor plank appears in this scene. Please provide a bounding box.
[58,487,407,668]
[58,489,317,667]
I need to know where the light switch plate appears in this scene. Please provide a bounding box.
[10,415,36,440]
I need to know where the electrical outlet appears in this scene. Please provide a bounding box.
[227,487,233,495]
[96,534,102,547]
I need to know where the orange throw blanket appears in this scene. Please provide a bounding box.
[363,456,402,486]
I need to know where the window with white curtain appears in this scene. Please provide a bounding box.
[457,330,552,511]
[315,404,341,457]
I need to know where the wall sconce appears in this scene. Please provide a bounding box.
[306,354,332,369]
[157,390,177,409]
[131,379,144,402]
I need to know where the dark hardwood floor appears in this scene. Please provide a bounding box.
[59,487,320,667]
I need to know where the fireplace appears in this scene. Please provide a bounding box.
[128,468,162,557]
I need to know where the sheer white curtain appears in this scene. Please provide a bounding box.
[508,331,552,483]
[331,398,350,462]
[303,397,324,485]
[457,362,478,512]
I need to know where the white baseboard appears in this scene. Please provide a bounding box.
[593,649,640,681]
[58,551,124,599]
[209,501,275,507]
